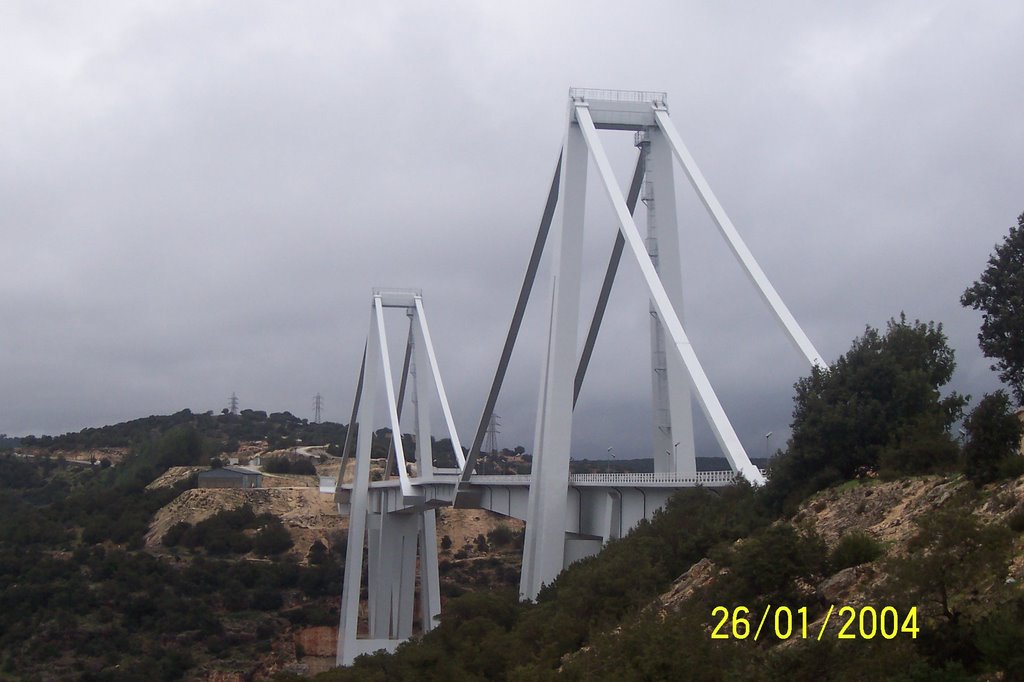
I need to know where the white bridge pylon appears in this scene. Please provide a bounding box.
[333,291,748,667]
[335,289,463,665]
[517,88,823,598]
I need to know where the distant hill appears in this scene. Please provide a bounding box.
[17,408,464,467]
[18,408,348,453]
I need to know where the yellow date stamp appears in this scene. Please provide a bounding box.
[710,605,919,641]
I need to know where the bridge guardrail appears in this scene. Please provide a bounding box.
[568,471,738,485]
[355,470,766,490]
[467,471,751,486]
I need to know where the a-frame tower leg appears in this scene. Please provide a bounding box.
[338,306,380,666]
[641,127,696,476]
[520,119,588,601]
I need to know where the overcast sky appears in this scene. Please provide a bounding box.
[2,1,1022,463]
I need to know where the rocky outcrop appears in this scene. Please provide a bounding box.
[294,626,338,657]
[790,477,968,547]
[653,474,1024,620]
[196,672,247,682]
[145,486,346,560]
[818,564,877,604]
[656,558,720,616]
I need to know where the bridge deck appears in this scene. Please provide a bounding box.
[324,470,743,495]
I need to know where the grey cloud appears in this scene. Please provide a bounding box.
[2,2,1021,463]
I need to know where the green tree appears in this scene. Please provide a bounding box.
[962,391,1023,484]
[155,425,205,468]
[961,212,1024,404]
[768,315,966,507]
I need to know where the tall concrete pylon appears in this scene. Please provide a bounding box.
[519,89,823,599]
[638,126,696,476]
[335,289,460,665]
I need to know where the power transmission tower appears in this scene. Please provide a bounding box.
[484,412,500,473]
[229,392,239,415]
[314,393,323,424]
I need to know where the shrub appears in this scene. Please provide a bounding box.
[714,523,828,604]
[252,589,283,611]
[1007,507,1024,533]
[440,582,465,598]
[254,520,293,556]
[162,521,191,548]
[998,453,1024,480]
[328,529,347,555]
[255,620,276,639]
[307,539,328,565]
[885,495,1014,623]
[291,458,316,476]
[178,505,258,555]
[487,525,514,547]
[830,530,883,571]
[261,456,291,474]
[284,605,336,626]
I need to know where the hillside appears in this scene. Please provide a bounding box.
[553,475,1024,680]
[658,475,1024,635]
[0,418,530,681]
[296,473,1024,682]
